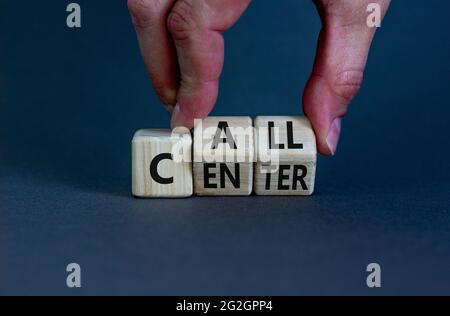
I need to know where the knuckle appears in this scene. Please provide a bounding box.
[128,0,157,28]
[331,70,363,102]
[167,0,197,41]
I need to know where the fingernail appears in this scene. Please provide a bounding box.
[326,117,342,156]
[170,103,182,128]
[164,104,175,115]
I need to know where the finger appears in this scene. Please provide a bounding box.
[167,0,251,128]
[128,0,178,110]
[303,0,390,155]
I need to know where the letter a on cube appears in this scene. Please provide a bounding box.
[132,129,193,198]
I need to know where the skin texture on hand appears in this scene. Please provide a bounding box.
[128,0,390,155]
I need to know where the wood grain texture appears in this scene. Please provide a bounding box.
[253,116,316,195]
[132,129,193,198]
[193,117,254,196]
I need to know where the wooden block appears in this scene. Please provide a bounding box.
[132,129,193,198]
[193,116,254,196]
[253,116,316,195]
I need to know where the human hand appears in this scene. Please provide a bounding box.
[128,0,390,155]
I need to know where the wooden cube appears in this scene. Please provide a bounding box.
[254,116,316,195]
[132,129,193,198]
[193,116,254,196]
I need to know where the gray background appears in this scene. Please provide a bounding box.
[1,0,450,294]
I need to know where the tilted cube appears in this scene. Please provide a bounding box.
[254,116,316,195]
[193,116,254,196]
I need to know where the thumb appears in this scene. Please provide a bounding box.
[303,0,390,155]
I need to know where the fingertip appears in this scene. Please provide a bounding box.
[325,117,342,156]
[313,124,338,157]
[170,79,219,129]
[310,117,342,156]
[160,89,178,108]
[170,103,186,128]
[170,102,202,129]
[303,75,343,156]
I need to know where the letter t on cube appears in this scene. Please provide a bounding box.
[254,116,317,195]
